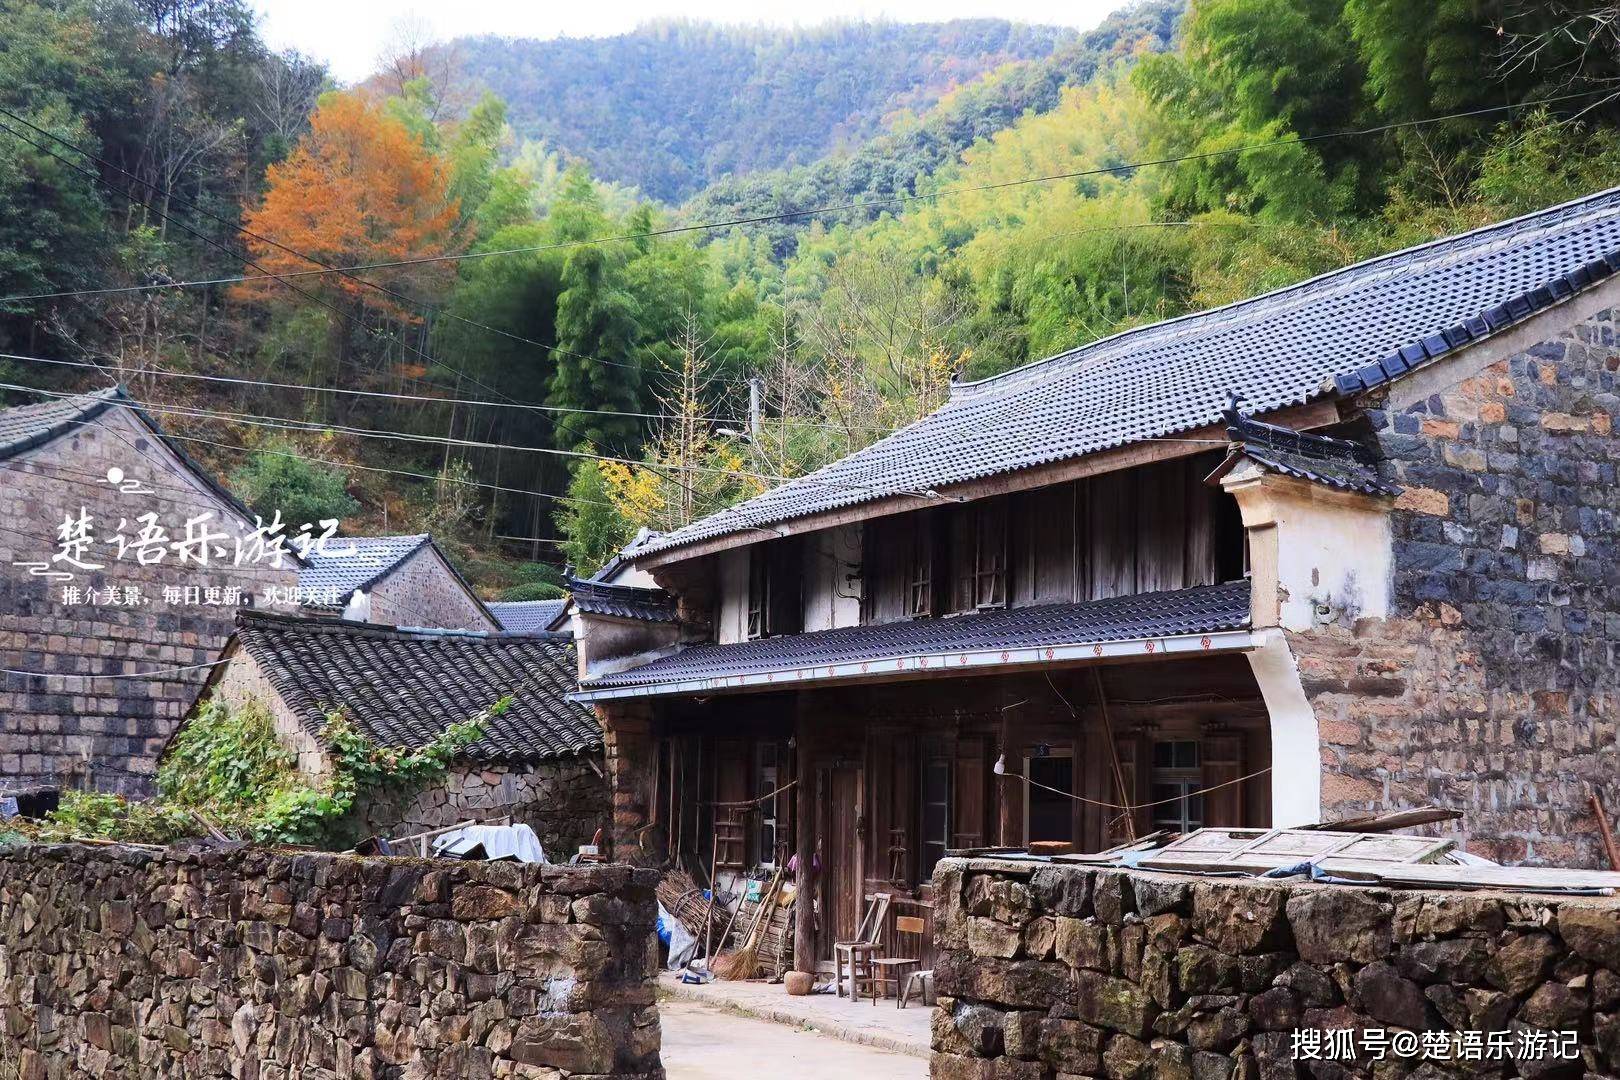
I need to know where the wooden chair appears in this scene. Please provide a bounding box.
[871,914,927,1007]
[833,893,890,1002]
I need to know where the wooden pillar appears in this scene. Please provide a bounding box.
[793,694,817,974]
[997,690,1023,847]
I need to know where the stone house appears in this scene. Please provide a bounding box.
[179,609,607,852]
[0,388,301,796]
[298,532,496,631]
[571,187,1620,976]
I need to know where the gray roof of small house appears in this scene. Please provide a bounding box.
[635,186,1620,559]
[581,580,1250,692]
[229,610,601,762]
[298,534,492,623]
[488,599,569,632]
[0,387,270,531]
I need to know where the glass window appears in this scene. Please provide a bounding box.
[755,741,781,866]
[919,738,951,880]
[1151,740,1203,833]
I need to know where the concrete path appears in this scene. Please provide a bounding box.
[658,972,932,1058]
[660,997,926,1080]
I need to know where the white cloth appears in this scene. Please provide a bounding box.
[430,823,547,864]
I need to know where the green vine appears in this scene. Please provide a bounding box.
[29,696,505,849]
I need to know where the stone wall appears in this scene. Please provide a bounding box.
[931,857,1620,1080]
[0,842,662,1079]
[363,542,496,631]
[1295,303,1620,867]
[0,408,299,796]
[361,758,610,858]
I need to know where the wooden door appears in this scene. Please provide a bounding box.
[818,763,864,956]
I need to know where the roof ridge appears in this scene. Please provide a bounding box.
[950,184,1620,402]
[235,608,570,643]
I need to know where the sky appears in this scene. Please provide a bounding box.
[254,0,1123,83]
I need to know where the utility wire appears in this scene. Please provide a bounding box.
[0,115,528,407]
[0,87,1602,306]
[0,104,690,378]
[3,352,748,425]
[0,381,946,499]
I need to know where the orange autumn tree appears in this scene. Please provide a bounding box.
[235,91,460,365]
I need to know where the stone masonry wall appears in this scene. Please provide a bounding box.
[360,758,610,858]
[0,409,299,796]
[0,842,662,1079]
[1293,304,1620,867]
[931,856,1620,1080]
[363,543,495,631]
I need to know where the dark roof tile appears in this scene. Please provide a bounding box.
[637,187,1620,558]
[488,599,569,632]
[231,610,600,762]
[582,581,1249,692]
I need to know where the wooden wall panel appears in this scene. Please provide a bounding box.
[1087,470,1137,600]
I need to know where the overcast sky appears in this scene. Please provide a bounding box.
[254,1,1123,83]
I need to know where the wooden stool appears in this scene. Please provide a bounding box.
[899,968,934,1009]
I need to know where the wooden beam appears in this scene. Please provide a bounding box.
[793,694,817,975]
[636,401,1341,569]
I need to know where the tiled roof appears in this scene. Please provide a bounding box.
[298,534,432,607]
[489,599,569,632]
[580,580,1250,695]
[637,187,1620,559]
[567,578,678,622]
[0,387,268,531]
[230,610,600,762]
[1213,400,1402,497]
[0,387,124,459]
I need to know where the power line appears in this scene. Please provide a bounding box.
[0,88,1602,307]
[3,352,748,425]
[0,115,528,409]
[0,404,618,510]
[2,382,894,498]
[0,104,677,378]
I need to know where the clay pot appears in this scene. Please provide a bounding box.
[784,970,814,996]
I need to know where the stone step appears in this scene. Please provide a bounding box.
[657,973,932,1060]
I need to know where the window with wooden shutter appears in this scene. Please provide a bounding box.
[907,513,935,618]
[746,546,767,639]
[1150,740,1204,834]
[973,499,1008,609]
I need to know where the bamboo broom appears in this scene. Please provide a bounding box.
[713,868,784,981]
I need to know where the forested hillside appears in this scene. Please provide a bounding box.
[450,20,1077,202]
[4,0,1619,601]
[681,0,1183,256]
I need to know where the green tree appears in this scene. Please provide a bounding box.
[549,244,642,453]
[556,460,632,576]
[230,442,359,528]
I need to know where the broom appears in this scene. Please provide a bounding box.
[713,869,783,980]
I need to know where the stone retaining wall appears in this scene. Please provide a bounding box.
[931,857,1620,1079]
[0,842,663,1079]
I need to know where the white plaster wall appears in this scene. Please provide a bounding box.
[801,524,862,632]
[1245,629,1322,827]
[716,548,750,644]
[1273,491,1392,631]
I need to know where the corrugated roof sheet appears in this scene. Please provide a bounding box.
[583,580,1250,690]
[232,610,600,762]
[637,186,1620,558]
[489,599,569,632]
